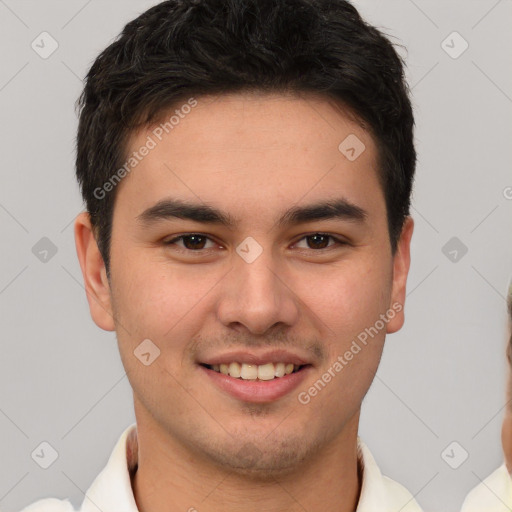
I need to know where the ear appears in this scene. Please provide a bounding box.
[74,212,115,331]
[386,216,414,334]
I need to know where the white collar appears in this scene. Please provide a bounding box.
[78,423,422,512]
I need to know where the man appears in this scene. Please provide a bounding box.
[22,0,420,510]
[461,279,512,512]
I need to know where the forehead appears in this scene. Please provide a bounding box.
[145,91,371,154]
[115,91,384,224]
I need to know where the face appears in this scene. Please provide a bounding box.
[75,92,413,478]
[502,367,512,473]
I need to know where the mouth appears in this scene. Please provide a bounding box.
[197,350,314,403]
[199,361,313,403]
[200,362,310,381]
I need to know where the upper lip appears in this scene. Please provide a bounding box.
[199,349,313,367]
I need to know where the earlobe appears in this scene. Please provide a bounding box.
[386,216,414,334]
[74,212,116,331]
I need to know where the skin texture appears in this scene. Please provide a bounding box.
[502,371,512,473]
[74,91,414,512]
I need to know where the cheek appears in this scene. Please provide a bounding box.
[303,260,391,332]
[112,254,218,337]
[503,414,512,471]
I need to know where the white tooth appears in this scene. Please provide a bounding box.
[258,363,276,380]
[284,363,294,375]
[213,362,298,379]
[274,362,285,378]
[228,362,241,378]
[240,363,258,380]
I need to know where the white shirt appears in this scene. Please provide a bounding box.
[461,463,512,512]
[20,423,423,512]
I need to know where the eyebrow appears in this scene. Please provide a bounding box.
[136,197,368,229]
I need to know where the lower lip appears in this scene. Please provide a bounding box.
[199,365,312,403]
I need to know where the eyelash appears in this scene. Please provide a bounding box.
[163,233,348,252]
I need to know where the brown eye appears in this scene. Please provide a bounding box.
[295,233,345,250]
[164,234,215,251]
[306,234,330,249]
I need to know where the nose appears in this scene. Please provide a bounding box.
[216,245,300,336]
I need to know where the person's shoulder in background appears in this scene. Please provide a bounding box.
[461,463,512,512]
[19,498,75,512]
[461,279,512,511]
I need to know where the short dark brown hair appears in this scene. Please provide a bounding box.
[75,0,416,277]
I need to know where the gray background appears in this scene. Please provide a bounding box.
[0,1,511,511]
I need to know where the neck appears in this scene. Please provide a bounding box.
[131,414,362,512]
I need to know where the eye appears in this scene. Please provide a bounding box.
[294,233,347,250]
[163,232,348,253]
[164,234,218,251]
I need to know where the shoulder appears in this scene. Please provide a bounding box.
[357,439,423,511]
[380,476,423,511]
[19,498,75,512]
[461,463,512,512]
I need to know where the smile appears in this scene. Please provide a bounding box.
[202,362,305,381]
